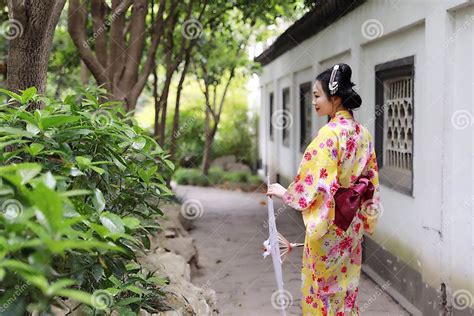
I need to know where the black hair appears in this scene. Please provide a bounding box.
[315,63,362,112]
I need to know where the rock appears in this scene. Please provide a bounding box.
[159,279,217,316]
[210,155,236,170]
[138,202,218,315]
[139,248,191,283]
[156,203,190,237]
[226,162,251,173]
[161,237,197,263]
[210,155,252,174]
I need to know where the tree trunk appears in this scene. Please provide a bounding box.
[0,60,6,80]
[200,69,235,175]
[6,0,66,107]
[201,104,213,175]
[152,65,160,139]
[169,51,192,159]
[80,60,89,85]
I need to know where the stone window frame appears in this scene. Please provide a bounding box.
[299,82,313,153]
[375,56,415,196]
[282,87,290,147]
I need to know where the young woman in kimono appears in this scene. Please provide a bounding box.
[266,63,381,316]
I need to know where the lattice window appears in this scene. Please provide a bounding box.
[375,56,414,196]
[384,77,413,171]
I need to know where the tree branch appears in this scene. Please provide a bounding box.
[128,0,176,109]
[68,0,108,86]
[117,0,147,93]
[91,0,108,67]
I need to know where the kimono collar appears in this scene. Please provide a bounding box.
[330,109,353,121]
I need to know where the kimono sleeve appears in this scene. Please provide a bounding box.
[282,126,339,236]
[359,134,382,235]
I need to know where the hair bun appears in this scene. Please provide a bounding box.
[316,63,363,111]
[338,63,353,84]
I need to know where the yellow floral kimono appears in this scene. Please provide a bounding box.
[282,109,381,316]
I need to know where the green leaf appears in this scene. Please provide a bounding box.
[122,217,140,229]
[108,275,123,287]
[99,212,125,234]
[46,239,123,254]
[0,186,14,195]
[90,166,105,175]
[92,188,105,212]
[91,264,104,282]
[47,279,76,296]
[69,167,84,177]
[28,143,44,156]
[60,189,92,197]
[132,137,146,150]
[0,259,39,274]
[18,164,42,184]
[0,88,22,102]
[39,115,81,129]
[76,156,92,167]
[55,289,94,306]
[148,276,168,286]
[28,183,63,232]
[0,127,34,138]
[21,87,37,104]
[42,171,56,189]
[125,285,146,295]
[163,159,175,171]
[26,123,40,135]
[117,296,142,306]
[0,163,42,186]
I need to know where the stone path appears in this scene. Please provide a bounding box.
[173,184,410,315]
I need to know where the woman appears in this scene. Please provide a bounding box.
[266,63,381,315]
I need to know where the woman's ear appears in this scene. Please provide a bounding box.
[330,95,342,106]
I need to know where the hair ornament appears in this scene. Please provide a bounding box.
[328,64,339,95]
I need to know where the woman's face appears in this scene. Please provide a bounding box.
[312,80,340,117]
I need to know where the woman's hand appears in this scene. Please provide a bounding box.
[266,183,287,200]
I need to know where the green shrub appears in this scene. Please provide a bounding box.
[208,166,225,184]
[248,174,262,186]
[0,86,174,315]
[222,170,248,183]
[174,166,264,187]
[174,168,199,185]
[174,168,211,187]
[164,108,205,168]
